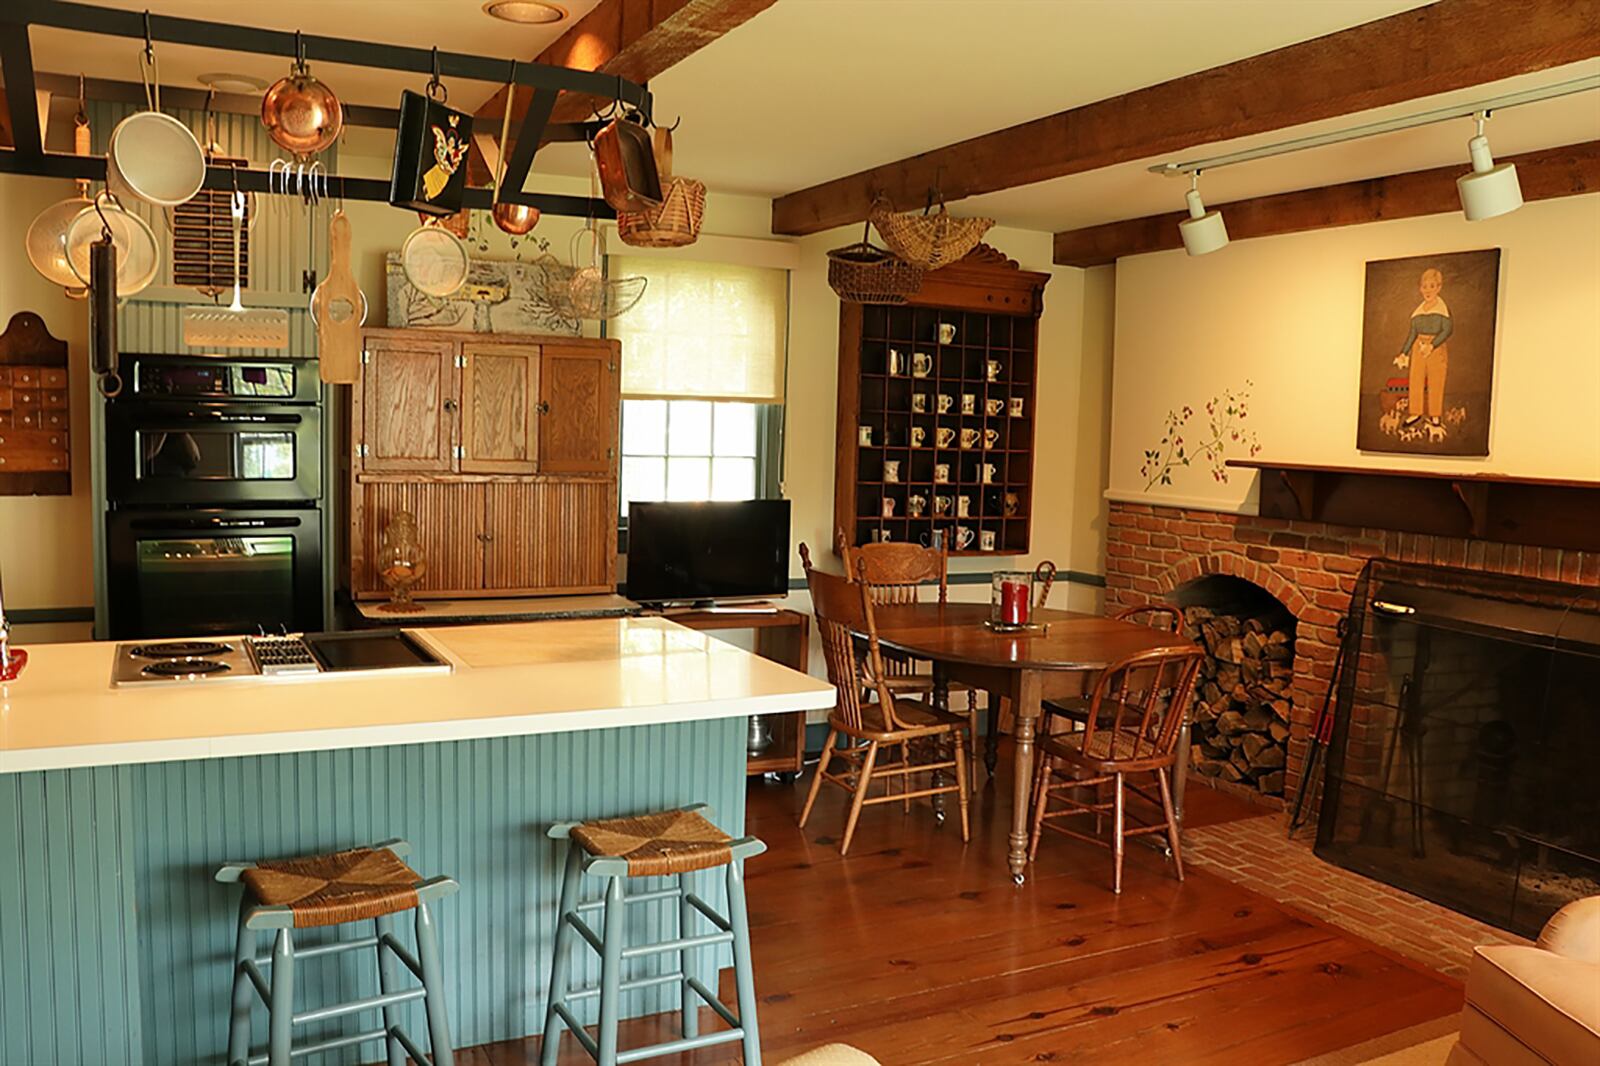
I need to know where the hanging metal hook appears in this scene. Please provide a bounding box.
[294,29,306,72]
[94,189,117,241]
[426,46,447,103]
[653,114,682,132]
[141,9,154,64]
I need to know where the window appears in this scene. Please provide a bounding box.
[608,255,788,519]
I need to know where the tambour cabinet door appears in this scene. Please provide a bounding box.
[358,337,457,473]
[538,342,619,476]
[460,343,538,475]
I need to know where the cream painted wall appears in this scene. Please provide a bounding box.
[1109,194,1600,512]
[0,173,95,613]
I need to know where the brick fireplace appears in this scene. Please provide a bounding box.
[1103,499,1600,803]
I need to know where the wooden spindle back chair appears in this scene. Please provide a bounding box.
[1028,644,1204,893]
[839,537,949,607]
[800,543,972,855]
[1115,604,1184,634]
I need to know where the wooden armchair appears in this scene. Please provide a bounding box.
[1028,645,1203,892]
[800,544,972,855]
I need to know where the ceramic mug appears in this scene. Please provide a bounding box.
[920,528,946,549]
[912,352,933,378]
[986,359,1002,382]
[960,427,978,449]
[910,426,926,448]
[1004,492,1019,516]
[953,526,976,550]
[934,494,952,515]
[1009,396,1025,418]
[933,463,951,483]
[887,349,906,375]
[883,460,901,482]
[937,393,954,414]
[961,393,976,415]
[882,496,897,518]
[983,427,1000,449]
[938,323,957,345]
[907,493,927,517]
[936,428,956,449]
[957,495,971,518]
[858,425,873,446]
[985,397,1004,416]
[979,530,997,552]
[982,462,997,484]
[912,393,928,413]
[870,527,892,543]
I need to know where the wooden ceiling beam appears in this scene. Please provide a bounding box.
[469,0,775,185]
[771,0,1600,236]
[1051,140,1600,267]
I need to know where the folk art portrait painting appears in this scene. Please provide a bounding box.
[1357,249,1501,456]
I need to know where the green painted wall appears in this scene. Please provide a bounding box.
[0,718,746,1065]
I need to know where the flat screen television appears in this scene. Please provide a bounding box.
[626,500,790,606]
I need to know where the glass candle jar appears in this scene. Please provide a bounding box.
[991,570,1035,627]
[376,511,428,613]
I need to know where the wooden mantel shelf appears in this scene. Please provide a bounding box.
[1227,460,1600,554]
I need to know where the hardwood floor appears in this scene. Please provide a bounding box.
[465,749,1463,1065]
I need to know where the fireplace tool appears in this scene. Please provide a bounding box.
[1287,616,1348,837]
[1359,626,1431,858]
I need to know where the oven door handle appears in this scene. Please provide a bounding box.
[125,516,305,532]
[129,412,306,426]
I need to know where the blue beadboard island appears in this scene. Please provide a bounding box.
[0,618,833,1066]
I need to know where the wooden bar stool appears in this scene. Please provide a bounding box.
[215,840,458,1066]
[541,804,765,1066]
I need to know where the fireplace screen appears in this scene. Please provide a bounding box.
[1315,559,1600,937]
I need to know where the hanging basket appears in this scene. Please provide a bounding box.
[827,223,923,305]
[870,195,993,271]
[617,128,706,248]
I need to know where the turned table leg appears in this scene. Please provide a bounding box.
[984,691,1001,777]
[1008,671,1042,884]
[931,663,950,819]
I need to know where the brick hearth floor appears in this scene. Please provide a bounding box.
[1183,805,1529,979]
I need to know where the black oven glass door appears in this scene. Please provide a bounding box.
[108,406,321,504]
[107,511,323,639]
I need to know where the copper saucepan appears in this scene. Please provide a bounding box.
[262,56,343,159]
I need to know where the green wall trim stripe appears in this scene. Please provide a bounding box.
[1,720,746,1065]
[783,568,1106,590]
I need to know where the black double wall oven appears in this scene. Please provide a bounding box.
[104,354,325,639]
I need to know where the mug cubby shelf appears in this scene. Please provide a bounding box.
[833,244,1050,557]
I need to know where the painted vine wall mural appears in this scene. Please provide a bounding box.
[1140,381,1262,490]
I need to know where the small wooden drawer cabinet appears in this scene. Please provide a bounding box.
[348,328,620,600]
[0,312,71,495]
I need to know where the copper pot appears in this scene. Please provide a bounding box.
[493,201,540,235]
[261,61,343,159]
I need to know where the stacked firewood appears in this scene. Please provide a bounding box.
[1183,606,1294,795]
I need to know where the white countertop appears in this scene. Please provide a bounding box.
[0,618,835,774]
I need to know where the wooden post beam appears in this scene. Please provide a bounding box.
[771,0,1600,236]
[470,0,776,186]
[1051,140,1600,267]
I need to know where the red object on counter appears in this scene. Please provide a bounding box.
[0,648,27,682]
[1000,581,1030,626]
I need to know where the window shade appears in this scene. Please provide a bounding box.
[609,256,788,402]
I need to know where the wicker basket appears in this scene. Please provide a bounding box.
[827,223,923,304]
[870,196,994,271]
[617,128,706,248]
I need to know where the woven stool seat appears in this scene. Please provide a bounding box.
[570,808,733,877]
[241,846,422,929]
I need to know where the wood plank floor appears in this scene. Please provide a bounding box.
[463,749,1464,1065]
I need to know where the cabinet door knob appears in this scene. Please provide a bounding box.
[443,398,458,413]
[536,401,550,415]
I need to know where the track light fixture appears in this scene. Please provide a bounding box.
[1457,111,1523,221]
[1179,172,1228,256]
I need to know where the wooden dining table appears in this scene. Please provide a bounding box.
[870,602,1194,884]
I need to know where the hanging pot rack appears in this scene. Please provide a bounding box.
[0,0,654,219]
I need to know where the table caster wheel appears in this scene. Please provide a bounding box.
[776,772,799,784]
[1012,872,1026,886]
[934,810,946,825]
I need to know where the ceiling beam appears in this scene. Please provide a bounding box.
[470,0,775,185]
[1051,140,1600,266]
[771,0,1600,236]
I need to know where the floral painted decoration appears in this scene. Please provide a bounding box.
[1141,381,1262,489]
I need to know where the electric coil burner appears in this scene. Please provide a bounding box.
[141,659,230,678]
[130,640,233,659]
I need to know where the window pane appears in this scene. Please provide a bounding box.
[667,401,713,456]
[621,399,668,456]
[714,403,758,458]
[621,457,665,506]
[711,457,756,501]
[666,457,711,500]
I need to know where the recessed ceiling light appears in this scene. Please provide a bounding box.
[198,72,269,94]
[483,1,568,24]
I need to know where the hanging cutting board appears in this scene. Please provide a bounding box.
[315,210,364,384]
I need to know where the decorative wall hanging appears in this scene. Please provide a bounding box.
[385,250,580,335]
[390,53,473,216]
[0,312,71,497]
[1357,249,1500,457]
[1140,381,1261,489]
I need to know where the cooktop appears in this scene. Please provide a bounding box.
[110,630,451,687]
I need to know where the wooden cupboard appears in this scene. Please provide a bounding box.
[349,328,620,599]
